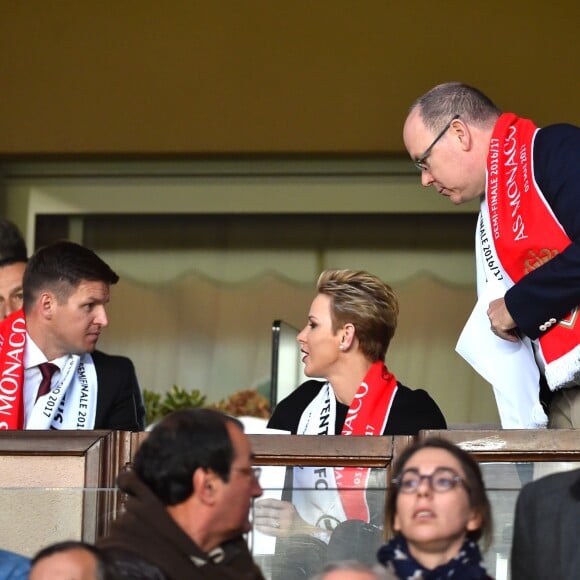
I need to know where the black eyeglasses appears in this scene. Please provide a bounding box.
[414,114,460,171]
[393,467,466,493]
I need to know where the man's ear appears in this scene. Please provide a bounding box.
[450,118,472,151]
[38,291,56,319]
[193,467,218,504]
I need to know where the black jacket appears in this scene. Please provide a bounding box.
[92,350,145,431]
[268,379,447,435]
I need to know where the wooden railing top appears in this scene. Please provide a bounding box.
[420,429,580,461]
[3,429,580,476]
[0,430,113,455]
[130,433,413,468]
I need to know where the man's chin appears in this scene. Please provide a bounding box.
[84,338,100,351]
[447,192,465,205]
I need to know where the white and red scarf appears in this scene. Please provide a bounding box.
[483,113,580,390]
[0,309,98,430]
[293,361,397,531]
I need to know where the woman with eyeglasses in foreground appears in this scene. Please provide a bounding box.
[378,438,493,579]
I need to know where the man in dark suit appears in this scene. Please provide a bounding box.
[403,82,580,427]
[0,240,144,430]
[511,467,580,579]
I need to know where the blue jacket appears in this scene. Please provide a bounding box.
[0,549,30,580]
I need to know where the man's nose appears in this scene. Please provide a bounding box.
[421,170,434,187]
[253,480,263,498]
[94,305,109,327]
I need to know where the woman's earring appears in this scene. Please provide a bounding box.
[339,344,345,351]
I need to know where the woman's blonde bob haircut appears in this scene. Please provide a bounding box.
[317,269,399,362]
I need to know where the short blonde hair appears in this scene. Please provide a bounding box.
[317,269,399,361]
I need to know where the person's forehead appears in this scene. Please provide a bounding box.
[403,109,430,150]
[31,549,97,579]
[310,293,332,316]
[404,447,464,474]
[227,422,252,460]
[0,262,26,289]
[69,280,110,298]
[324,571,377,580]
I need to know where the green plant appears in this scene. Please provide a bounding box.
[143,385,206,427]
[143,385,271,427]
[143,389,162,427]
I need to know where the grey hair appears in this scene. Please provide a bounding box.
[310,560,390,579]
[410,82,501,133]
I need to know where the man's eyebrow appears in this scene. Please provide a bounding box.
[84,295,110,304]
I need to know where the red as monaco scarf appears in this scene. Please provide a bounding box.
[487,113,580,388]
[337,360,397,520]
[0,309,26,430]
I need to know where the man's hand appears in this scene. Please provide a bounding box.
[487,297,519,342]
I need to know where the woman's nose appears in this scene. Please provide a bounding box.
[296,327,307,344]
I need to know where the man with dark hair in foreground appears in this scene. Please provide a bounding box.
[98,408,265,579]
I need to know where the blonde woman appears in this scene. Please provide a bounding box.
[256,270,446,576]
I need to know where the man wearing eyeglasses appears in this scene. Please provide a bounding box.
[403,82,580,429]
[98,408,265,579]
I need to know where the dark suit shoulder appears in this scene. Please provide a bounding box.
[521,467,580,500]
[92,349,136,366]
[92,350,145,431]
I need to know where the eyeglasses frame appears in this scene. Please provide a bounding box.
[392,466,467,494]
[414,114,460,171]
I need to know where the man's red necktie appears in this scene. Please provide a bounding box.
[35,362,58,402]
